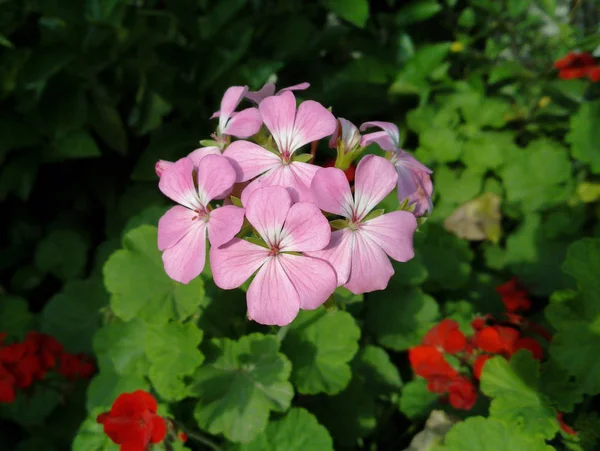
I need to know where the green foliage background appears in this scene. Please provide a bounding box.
[1,0,599,450]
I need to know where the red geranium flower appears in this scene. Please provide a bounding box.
[0,364,16,404]
[496,278,531,313]
[473,354,492,380]
[409,345,458,393]
[448,376,477,410]
[97,390,167,451]
[554,52,600,82]
[422,319,467,354]
[513,337,543,360]
[473,326,519,356]
[59,353,95,380]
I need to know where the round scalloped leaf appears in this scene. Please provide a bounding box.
[437,417,556,451]
[103,225,208,324]
[236,408,333,451]
[282,308,360,395]
[480,353,559,439]
[191,334,294,443]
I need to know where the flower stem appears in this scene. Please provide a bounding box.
[184,429,224,451]
[275,325,290,342]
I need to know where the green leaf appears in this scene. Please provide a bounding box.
[398,379,439,419]
[73,409,118,451]
[145,322,204,401]
[0,295,34,340]
[438,417,556,451]
[0,385,61,426]
[390,43,451,95]
[435,166,482,206]
[88,91,128,155]
[41,278,108,353]
[94,319,150,376]
[501,139,572,212]
[50,130,101,161]
[322,0,369,28]
[103,225,208,324]
[86,370,150,411]
[353,345,402,396]
[236,408,334,451]
[480,352,559,439]
[562,237,600,298]
[365,287,439,351]
[282,308,361,395]
[539,361,583,412]
[396,0,442,26]
[191,334,294,443]
[35,229,88,281]
[293,153,313,163]
[462,131,514,172]
[0,33,14,49]
[20,45,75,87]
[458,7,476,28]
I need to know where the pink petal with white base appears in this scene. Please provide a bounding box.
[310,167,354,218]
[360,121,400,151]
[155,160,173,177]
[361,211,417,262]
[207,205,245,248]
[287,99,336,153]
[245,83,276,104]
[360,131,397,152]
[329,118,361,150]
[240,162,315,205]
[247,257,300,326]
[259,91,296,156]
[187,146,221,166]
[157,206,199,251]
[217,86,247,131]
[161,221,207,284]
[158,158,202,210]
[353,155,398,220]
[245,186,291,246]
[222,107,262,138]
[279,202,331,252]
[279,254,336,310]
[344,231,394,294]
[210,238,269,289]
[223,140,281,182]
[395,151,433,174]
[307,229,354,286]
[196,155,237,205]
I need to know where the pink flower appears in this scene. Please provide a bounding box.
[329,118,361,152]
[155,147,221,177]
[157,155,245,284]
[210,186,337,326]
[211,86,262,138]
[360,121,401,152]
[391,151,433,217]
[308,155,417,294]
[224,91,336,204]
[245,82,310,104]
[359,121,433,216]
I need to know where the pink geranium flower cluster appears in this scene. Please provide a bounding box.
[155,82,434,326]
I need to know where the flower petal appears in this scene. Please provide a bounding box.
[259,91,297,156]
[344,230,394,294]
[196,154,237,205]
[306,229,354,286]
[245,82,276,104]
[279,254,336,310]
[279,202,331,252]
[207,205,245,248]
[353,155,398,220]
[150,416,167,444]
[287,161,319,202]
[217,86,247,131]
[329,117,361,150]
[158,157,202,210]
[279,81,310,93]
[223,140,282,182]
[155,160,172,177]
[288,99,337,154]
[247,257,300,326]
[359,121,400,149]
[157,206,198,251]
[406,171,433,216]
[210,238,269,289]
[310,167,354,218]
[187,146,221,166]
[161,221,207,284]
[360,211,417,262]
[245,185,291,246]
[240,163,315,205]
[222,107,262,138]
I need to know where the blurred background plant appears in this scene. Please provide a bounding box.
[0,0,599,450]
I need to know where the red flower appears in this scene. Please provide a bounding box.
[422,319,467,354]
[59,353,95,380]
[0,364,16,404]
[496,278,531,313]
[473,326,519,355]
[513,337,543,360]
[448,376,477,410]
[179,432,188,442]
[554,52,600,82]
[471,317,487,331]
[409,346,458,393]
[473,354,492,380]
[557,412,577,435]
[97,390,167,451]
